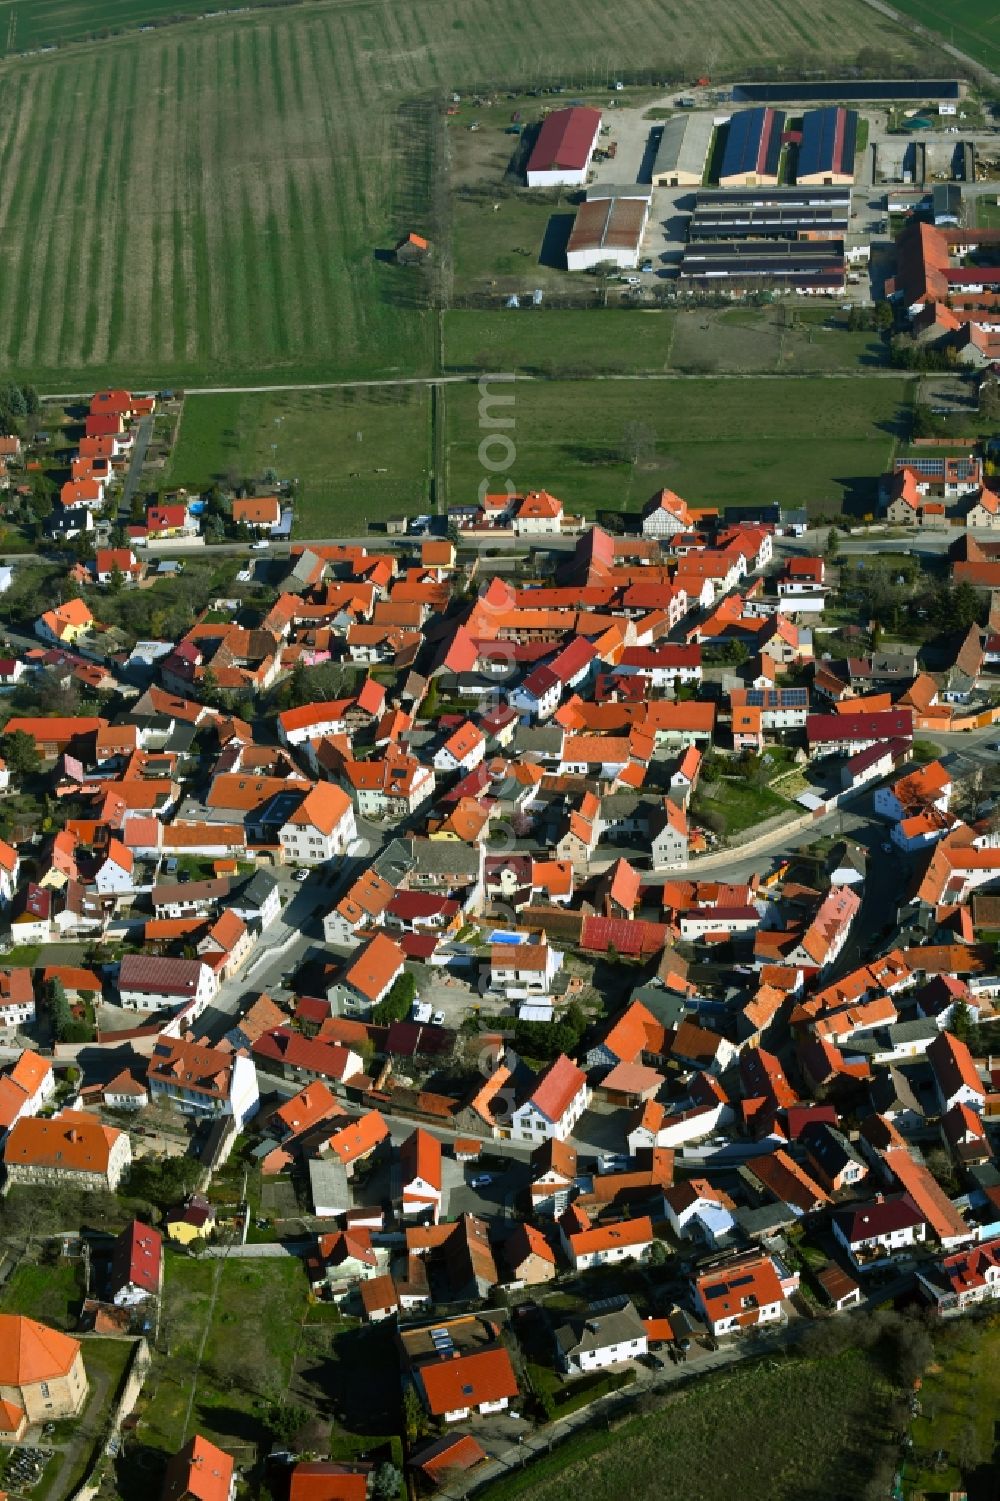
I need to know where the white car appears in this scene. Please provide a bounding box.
[292,868,309,883]
[250,539,270,551]
[431,1010,446,1027]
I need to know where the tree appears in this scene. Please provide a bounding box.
[371,1462,402,1501]
[873,299,894,332]
[402,1384,427,1444]
[0,729,40,783]
[647,1238,670,1266]
[267,1402,310,1448]
[619,421,657,469]
[825,527,840,561]
[373,971,417,1025]
[107,561,125,594]
[949,997,973,1045]
[955,1421,985,1474]
[980,377,1000,423]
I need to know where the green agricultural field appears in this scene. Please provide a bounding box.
[167,387,432,531]
[886,0,1000,73]
[0,0,207,55]
[443,375,912,514]
[443,307,886,377]
[477,1349,889,1501]
[0,0,927,389]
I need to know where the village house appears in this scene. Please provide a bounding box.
[692,1252,790,1337]
[147,1036,260,1125]
[555,1299,648,1373]
[3,1110,131,1191]
[509,1054,591,1143]
[278,782,357,866]
[118,955,218,1014]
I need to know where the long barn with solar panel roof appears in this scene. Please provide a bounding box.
[797,106,858,186]
[719,107,786,188]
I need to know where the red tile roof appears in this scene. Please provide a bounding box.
[417,1347,519,1416]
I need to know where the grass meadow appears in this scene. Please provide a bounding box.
[477,1349,889,1501]
[0,0,926,389]
[443,374,912,514]
[443,307,887,377]
[166,386,432,530]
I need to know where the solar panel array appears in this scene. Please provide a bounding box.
[746,688,809,707]
[732,80,960,103]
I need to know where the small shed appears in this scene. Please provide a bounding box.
[396,233,432,266]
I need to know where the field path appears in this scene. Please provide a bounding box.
[39,368,927,400]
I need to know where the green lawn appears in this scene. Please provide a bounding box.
[444,375,911,514]
[692,777,794,837]
[0,1256,85,1330]
[166,388,432,532]
[477,1349,889,1501]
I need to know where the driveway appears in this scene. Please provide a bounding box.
[120,414,153,515]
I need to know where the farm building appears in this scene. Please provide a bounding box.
[732,80,962,104]
[526,106,602,188]
[932,184,963,227]
[719,107,785,189]
[679,237,845,293]
[566,186,652,271]
[396,233,432,265]
[690,187,850,240]
[796,107,858,186]
[651,113,715,187]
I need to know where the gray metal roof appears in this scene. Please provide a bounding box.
[652,112,715,180]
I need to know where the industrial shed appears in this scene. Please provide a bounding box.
[796,107,858,186]
[680,237,845,292]
[690,187,850,240]
[526,106,602,188]
[719,107,786,188]
[652,113,715,187]
[566,186,652,271]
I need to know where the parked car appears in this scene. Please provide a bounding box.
[470,1173,493,1190]
[250,539,270,551]
[431,1009,446,1026]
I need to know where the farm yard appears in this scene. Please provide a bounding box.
[0,0,929,391]
[443,374,913,515]
[166,387,432,533]
[475,1349,891,1501]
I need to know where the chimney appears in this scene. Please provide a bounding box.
[68,1129,79,1144]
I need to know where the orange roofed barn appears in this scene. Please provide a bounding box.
[0,1315,88,1440]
